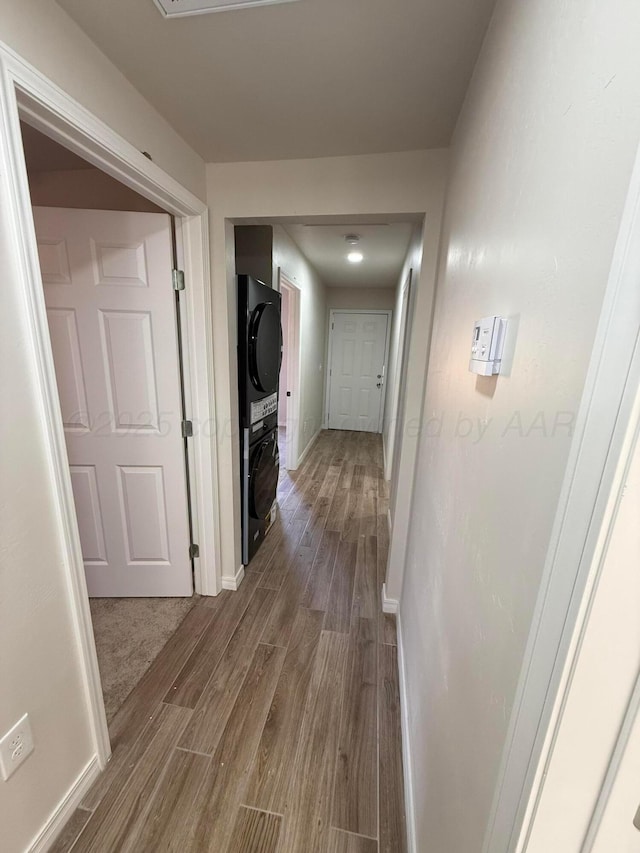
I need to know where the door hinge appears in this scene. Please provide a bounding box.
[189,543,200,559]
[331,322,334,330]
[181,419,193,438]
[172,269,185,291]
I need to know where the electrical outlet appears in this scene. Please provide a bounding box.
[0,713,34,781]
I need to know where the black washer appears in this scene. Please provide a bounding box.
[249,302,282,393]
[249,430,279,519]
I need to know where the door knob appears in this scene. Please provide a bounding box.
[376,382,382,388]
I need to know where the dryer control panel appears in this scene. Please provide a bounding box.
[250,392,278,425]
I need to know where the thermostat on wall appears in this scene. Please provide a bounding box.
[469,316,508,376]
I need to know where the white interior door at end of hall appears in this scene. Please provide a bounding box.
[34,206,192,597]
[328,312,389,432]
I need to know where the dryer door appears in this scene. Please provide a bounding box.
[249,431,279,519]
[248,301,282,394]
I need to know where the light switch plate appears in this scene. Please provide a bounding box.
[0,713,34,781]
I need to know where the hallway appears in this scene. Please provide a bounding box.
[55,430,407,853]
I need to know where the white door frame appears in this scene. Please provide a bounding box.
[277,269,302,470]
[0,42,222,768]
[325,309,392,433]
[386,268,413,482]
[566,392,640,851]
[483,135,640,851]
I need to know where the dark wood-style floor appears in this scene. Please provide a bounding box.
[54,430,408,853]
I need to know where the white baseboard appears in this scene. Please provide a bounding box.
[382,582,399,614]
[295,426,321,469]
[396,610,417,853]
[222,563,245,591]
[29,755,100,852]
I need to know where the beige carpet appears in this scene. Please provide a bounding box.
[89,596,195,723]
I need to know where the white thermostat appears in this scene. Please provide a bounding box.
[469,316,508,376]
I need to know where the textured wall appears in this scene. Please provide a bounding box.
[398,1,640,850]
[273,226,328,458]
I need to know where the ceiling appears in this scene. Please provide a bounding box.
[20,122,95,172]
[56,0,497,163]
[285,222,414,288]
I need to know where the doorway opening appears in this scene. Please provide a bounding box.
[2,49,220,769]
[278,271,301,471]
[232,218,421,584]
[21,121,198,723]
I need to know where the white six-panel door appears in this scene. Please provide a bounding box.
[327,311,390,432]
[35,207,192,597]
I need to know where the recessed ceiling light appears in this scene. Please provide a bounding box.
[153,0,300,18]
[347,252,364,264]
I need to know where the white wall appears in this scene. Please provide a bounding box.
[273,225,327,458]
[0,0,204,200]
[326,286,395,311]
[382,229,422,493]
[383,223,432,606]
[395,1,640,851]
[0,8,206,850]
[206,150,448,581]
[0,201,94,852]
[383,280,407,470]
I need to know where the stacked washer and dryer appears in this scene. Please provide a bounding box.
[237,275,283,565]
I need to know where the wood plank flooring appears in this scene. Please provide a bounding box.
[58,429,407,853]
